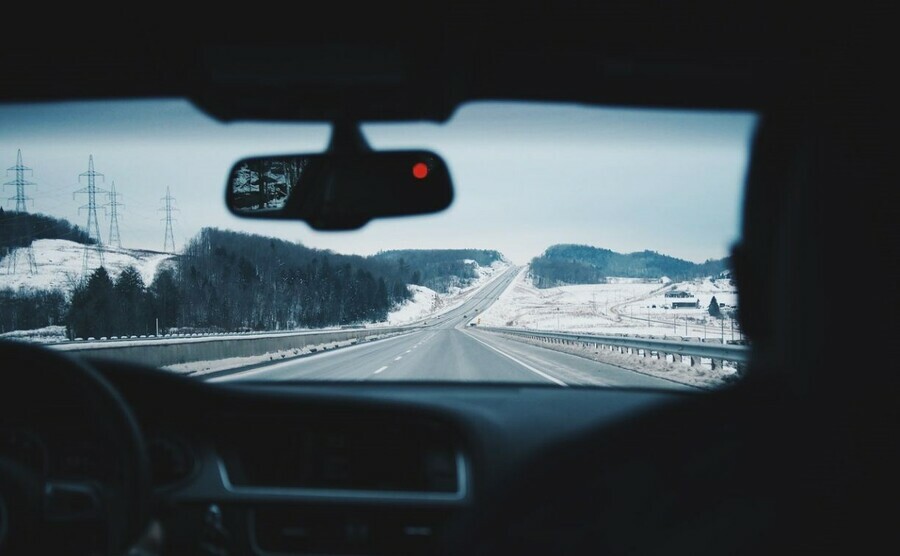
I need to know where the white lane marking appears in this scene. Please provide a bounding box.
[374,366,388,374]
[405,350,411,353]
[208,331,420,382]
[463,332,568,386]
[394,356,403,361]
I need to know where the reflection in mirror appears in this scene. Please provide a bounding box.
[226,151,453,230]
[231,157,307,213]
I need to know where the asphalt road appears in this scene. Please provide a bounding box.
[211,267,691,390]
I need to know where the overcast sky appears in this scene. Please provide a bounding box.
[0,100,756,265]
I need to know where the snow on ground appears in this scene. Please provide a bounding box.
[385,285,441,325]
[0,325,67,344]
[637,277,737,314]
[479,267,663,333]
[485,329,741,389]
[0,239,175,293]
[384,259,510,325]
[477,265,745,388]
[618,276,741,340]
[164,331,407,377]
[479,267,742,341]
[51,326,366,350]
[164,340,358,376]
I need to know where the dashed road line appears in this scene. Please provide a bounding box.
[373,366,388,374]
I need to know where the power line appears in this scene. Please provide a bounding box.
[3,149,38,274]
[105,180,124,249]
[74,154,107,277]
[159,186,178,254]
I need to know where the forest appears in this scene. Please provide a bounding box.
[372,249,504,293]
[3,214,504,337]
[167,228,411,332]
[0,288,67,333]
[0,209,93,257]
[52,229,503,338]
[529,244,728,288]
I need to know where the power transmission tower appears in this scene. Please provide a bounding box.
[105,181,124,249]
[159,186,178,253]
[74,154,107,276]
[4,149,38,274]
[5,149,35,212]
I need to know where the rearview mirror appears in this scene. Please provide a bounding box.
[226,151,453,230]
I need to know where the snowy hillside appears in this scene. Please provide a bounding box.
[385,259,510,325]
[479,266,741,340]
[385,285,442,325]
[0,239,175,293]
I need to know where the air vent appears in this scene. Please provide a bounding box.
[217,414,461,494]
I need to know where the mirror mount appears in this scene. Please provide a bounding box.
[327,120,372,155]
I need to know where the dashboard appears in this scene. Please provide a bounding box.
[58,359,685,555]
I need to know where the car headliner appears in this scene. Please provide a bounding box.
[0,4,864,122]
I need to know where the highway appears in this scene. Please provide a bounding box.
[211,267,692,390]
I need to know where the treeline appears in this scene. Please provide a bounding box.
[66,266,173,338]
[6,226,509,337]
[372,249,504,293]
[0,209,93,258]
[0,289,67,333]
[0,263,179,339]
[168,228,414,331]
[530,244,729,288]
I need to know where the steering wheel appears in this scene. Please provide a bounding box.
[0,340,151,555]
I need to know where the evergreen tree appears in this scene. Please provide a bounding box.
[708,295,722,318]
[67,267,115,338]
[114,266,150,336]
[150,268,180,332]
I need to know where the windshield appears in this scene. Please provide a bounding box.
[0,100,755,389]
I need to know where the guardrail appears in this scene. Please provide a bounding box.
[50,326,359,346]
[475,326,750,370]
[51,326,416,369]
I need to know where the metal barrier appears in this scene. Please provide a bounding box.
[476,326,749,370]
[51,326,416,369]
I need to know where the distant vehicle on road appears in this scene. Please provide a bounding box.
[468,322,477,327]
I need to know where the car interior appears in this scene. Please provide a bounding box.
[0,5,893,556]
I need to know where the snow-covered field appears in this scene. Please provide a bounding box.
[477,267,743,388]
[0,325,68,343]
[0,239,174,292]
[385,259,510,325]
[479,266,742,341]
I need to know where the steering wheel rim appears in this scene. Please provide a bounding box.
[0,340,151,555]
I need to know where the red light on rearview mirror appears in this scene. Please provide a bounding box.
[412,162,429,179]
